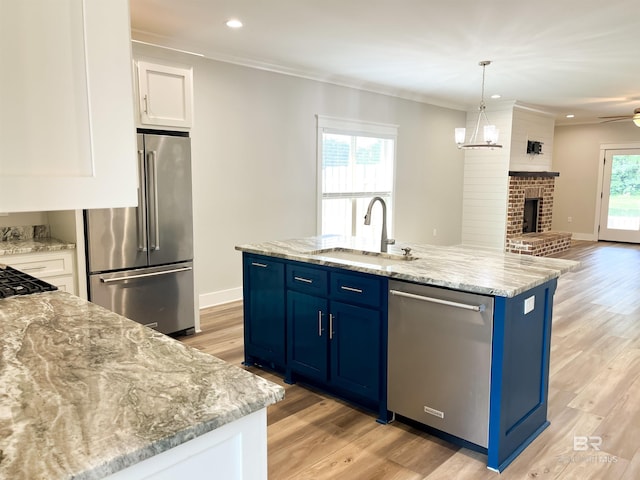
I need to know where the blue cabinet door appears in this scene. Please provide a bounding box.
[330,301,381,401]
[287,290,329,382]
[242,254,286,367]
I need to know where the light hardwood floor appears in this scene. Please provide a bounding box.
[179,241,640,479]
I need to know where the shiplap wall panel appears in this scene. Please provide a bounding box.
[509,106,555,171]
[461,105,512,249]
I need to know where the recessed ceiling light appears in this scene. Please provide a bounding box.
[226,19,243,28]
[490,94,501,99]
[565,114,575,119]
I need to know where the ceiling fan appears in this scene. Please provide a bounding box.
[599,107,640,127]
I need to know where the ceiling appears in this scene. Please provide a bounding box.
[130,0,640,126]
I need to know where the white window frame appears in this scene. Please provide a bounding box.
[316,115,398,236]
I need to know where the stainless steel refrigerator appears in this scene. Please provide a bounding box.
[85,132,195,335]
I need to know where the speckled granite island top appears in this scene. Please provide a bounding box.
[235,235,579,298]
[0,292,284,480]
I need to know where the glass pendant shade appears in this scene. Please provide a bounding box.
[455,61,502,150]
[483,125,499,144]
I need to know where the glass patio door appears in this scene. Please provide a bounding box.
[599,149,640,243]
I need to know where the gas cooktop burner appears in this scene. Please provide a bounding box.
[0,265,58,299]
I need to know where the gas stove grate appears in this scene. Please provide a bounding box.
[0,265,58,299]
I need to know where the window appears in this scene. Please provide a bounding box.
[317,116,397,239]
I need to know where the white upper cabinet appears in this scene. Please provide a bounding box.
[0,0,138,213]
[136,61,193,129]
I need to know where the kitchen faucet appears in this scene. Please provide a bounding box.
[364,196,395,252]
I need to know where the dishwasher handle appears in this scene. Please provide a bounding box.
[389,289,486,312]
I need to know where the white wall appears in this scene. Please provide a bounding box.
[509,105,555,172]
[553,122,640,239]
[132,43,466,307]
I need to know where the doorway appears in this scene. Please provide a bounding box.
[598,148,640,243]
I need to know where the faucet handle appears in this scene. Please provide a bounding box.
[401,247,412,256]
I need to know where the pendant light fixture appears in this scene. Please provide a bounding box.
[455,61,502,149]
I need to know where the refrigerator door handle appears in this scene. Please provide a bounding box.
[137,148,148,252]
[99,266,193,283]
[148,150,160,251]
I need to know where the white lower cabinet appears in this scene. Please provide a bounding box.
[4,250,76,295]
[105,409,268,480]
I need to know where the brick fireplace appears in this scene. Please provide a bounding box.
[506,171,571,256]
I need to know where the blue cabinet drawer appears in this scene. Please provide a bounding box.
[330,271,382,308]
[286,263,328,296]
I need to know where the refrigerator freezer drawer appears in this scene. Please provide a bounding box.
[89,263,195,335]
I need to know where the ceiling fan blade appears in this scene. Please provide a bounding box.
[597,115,632,119]
[599,118,631,123]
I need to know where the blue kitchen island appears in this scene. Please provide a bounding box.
[236,235,578,472]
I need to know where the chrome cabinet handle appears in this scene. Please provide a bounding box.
[143,94,149,114]
[21,266,47,272]
[329,313,334,339]
[389,289,485,312]
[340,285,363,294]
[251,262,268,268]
[294,276,313,284]
[318,311,324,336]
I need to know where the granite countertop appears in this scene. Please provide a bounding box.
[0,292,284,480]
[0,237,76,255]
[235,235,579,298]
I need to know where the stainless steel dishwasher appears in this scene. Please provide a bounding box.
[387,280,494,447]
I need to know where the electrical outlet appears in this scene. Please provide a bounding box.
[568,216,573,223]
[524,295,535,314]
[432,228,437,236]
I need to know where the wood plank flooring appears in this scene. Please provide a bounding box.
[179,241,640,479]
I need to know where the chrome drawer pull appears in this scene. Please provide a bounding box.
[318,311,323,336]
[389,289,485,312]
[340,285,363,294]
[251,262,268,268]
[294,276,313,284]
[329,313,334,340]
[21,266,47,271]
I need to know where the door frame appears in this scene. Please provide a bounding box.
[594,143,640,241]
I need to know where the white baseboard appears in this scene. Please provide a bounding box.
[571,232,598,241]
[199,287,243,310]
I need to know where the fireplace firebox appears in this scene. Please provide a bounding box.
[523,198,540,233]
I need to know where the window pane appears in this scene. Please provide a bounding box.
[607,154,640,230]
[353,137,394,193]
[322,134,351,194]
[319,125,395,238]
[322,198,353,236]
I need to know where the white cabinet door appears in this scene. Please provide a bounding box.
[136,61,193,129]
[0,0,137,213]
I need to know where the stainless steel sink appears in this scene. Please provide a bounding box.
[308,247,417,267]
